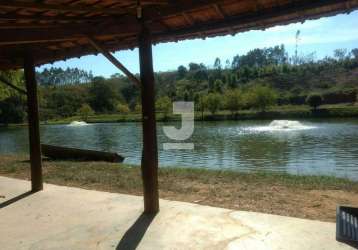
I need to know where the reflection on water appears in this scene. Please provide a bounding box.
[1,119,358,180]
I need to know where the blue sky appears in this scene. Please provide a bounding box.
[38,10,358,77]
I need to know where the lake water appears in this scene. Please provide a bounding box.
[1,119,358,180]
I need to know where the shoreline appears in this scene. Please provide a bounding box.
[1,154,357,222]
[2,104,358,127]
[32,103,358,125]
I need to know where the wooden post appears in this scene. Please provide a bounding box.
[138,24,159,214]
[24,51,43,192]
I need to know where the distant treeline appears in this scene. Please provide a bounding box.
[1,44,358,124]
[36,67,94,86]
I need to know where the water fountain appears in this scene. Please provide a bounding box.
[67,121,89,127]
[252,120,316,132]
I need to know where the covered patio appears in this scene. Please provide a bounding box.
[0,0,358,248]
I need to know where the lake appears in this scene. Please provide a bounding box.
[1,119,358,180]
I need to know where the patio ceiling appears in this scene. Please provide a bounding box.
[0,0,357,69]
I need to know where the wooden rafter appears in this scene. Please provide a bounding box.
[0,75,27,95]
[0,0,356,69]
[182,12,194,25]
[86,36,141,87]
[0,13,116,23]
[212,4,225,19]
[0,1,168,16]
[0,23,59,29]
[0,21,140,46]
[0,2,130,15]
[143,0,237,20]
[154,0,358,40]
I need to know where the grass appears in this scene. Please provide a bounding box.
[41,103,358,125]
[1,154,358,222]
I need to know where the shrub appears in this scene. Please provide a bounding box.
[224,89,243,115]
[321,89,357,104]
[306,94,323,110]
[155,96,172,118]
[246,85,277,112]
[117,103,130,114]
[77,103,94,121]
[196,94,207,120]
[0,95,26,124]
[134,103,142,113]
[206,93,222,115]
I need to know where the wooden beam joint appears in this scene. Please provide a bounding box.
[86,36,141,87]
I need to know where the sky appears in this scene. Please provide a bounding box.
[38,10,358,78]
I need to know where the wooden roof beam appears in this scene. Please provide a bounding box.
[144,0,238,20]
[154,0,358,40]
[0,22,140,46]
[212,4,225,19]
[0,2,130,15]
[182,12,194,25]
[0,23,58,29]
[211,3,235,34]
[86,36,140,87]
[0,1,169,16]
[0,13,116,23]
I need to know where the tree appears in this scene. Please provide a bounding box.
[352,48,358,60]
[134,103,142,113]
[77,103,94,122]
[177,65,188,79]
[188,63,201,71]
[156,96,172,119]
[246,85,277,112]
[224,89,243,115]
[214,58,222,70]
[306,94,323,110]
[232,45,287,69]
[334,49,348,61]
[225,59,231,69]
[206,93,222,115]
[196,93,207,120]
[89,77,118,113]
[294,30,301,65]
[0,95,26,124]
[232,55,240,69]
[43,87,86,117]
[117,103,130,114]
[36,67,93,86]
[213,79,224,93]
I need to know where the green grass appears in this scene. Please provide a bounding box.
[1,154,358,222]
[1,154,357,192]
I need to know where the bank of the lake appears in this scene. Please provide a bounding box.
[1,154,358,222]
[44,104,358,125]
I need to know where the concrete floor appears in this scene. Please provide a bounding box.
[0,176,353,250]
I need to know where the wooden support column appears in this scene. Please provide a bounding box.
[138,24,159,214]
[24,51,43,192]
